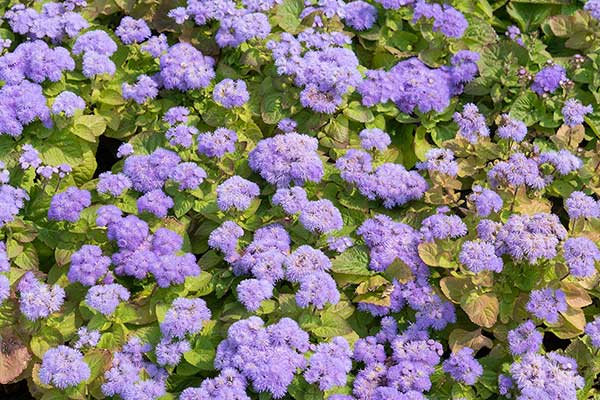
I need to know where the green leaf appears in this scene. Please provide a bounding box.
[30,327,63,359]
[312,312,353,338]
[343,102,374,123]
[275,0,304,33]
[72,115,107,142]
[417,242,456,268]
[331,246,373,276]
[84,350,112,382]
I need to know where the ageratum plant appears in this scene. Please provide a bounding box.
[1,0,600,399]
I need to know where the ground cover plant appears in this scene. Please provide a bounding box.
[1,0,600,399]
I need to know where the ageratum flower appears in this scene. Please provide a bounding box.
[0,184,28,227]
[359,128,391,152]
[454,103,489,143]
[562,237,600,278]
[150,253,200,287]
[52,91,85,117]
[17,272,65,321]
[249,132,324,187]
[163,106,189,125]
[0,81,51,137]
[344,1,378,30]
[116,143,133,158]
[160,297,211,340]
[86,283,130,315]
[417,148,458,177]
[562,98,593,127]
[336,149,373,185]
[122,74,160,104]
[272,186,308,214]
[0,41,74,84]
[507,320,542,355]
[197,127,238,158]
[531,64,567,95]
[585,0,600,20]
[237,278,273,311]
[68,245,111,286]
[565,191,600,220]
[526,287,567,324]
[284,245,331,282]
[495,213,567,264]
[488,152,545,190]
[97,172,132,197]
[216,176,260,212]
[0,275,10,304]
[137,189,174,218]
[141,34,169,57]
[497,114,527,142]
[213,79,250,108]
[73,30,117,56]
[208,221,244,259]
[327,236,354,253]
[170,162,206,190]
[442,347,483,385]
[359,163,428,208]
[115,16,151,44]
[155,339,191,366]
[96,205,122,227]
[420,210,467,241]
[39,346,90,389]
[82,51,116,78]
[468,185,503,217]
[180,368,249,400]
[48,187,91,223]
[160,43,215,91]
[538,149,582,175]
[459,240,503,273]
[585,316,600,348]
[74,327,100,349]
[298,199,343,234]
[305,337,352,390]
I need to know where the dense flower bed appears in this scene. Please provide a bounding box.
[1,0,600,399]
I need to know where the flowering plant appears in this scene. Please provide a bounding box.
[1,0,600,399]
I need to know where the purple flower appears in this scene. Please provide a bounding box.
[73,30,118,56]
[141,34,169,57]
[156,338,190,366]
[417,148,458,177]
[497,114,527,142]
[123,148,181,192]
[420,211,467,241]
[454,103,489,143]
[496,213,567,264]
[137,189,174,218]
[344,1,378,30]
[296,271,340,309]
[442,347,483,385]
[19,144,41,169]
[305,337,352,390]
[433,5,468,38]
[565,191,600,220]
[538,149,582,175]
[237,278,273,311]
[488,153,545,190]
[469,185,503,216]
[97,172,132,197]
[117,143,133,158]
[208,221,244,259]
[82,51,116,77]
[52,91,85,117]
[585,0,600,20]
[163,106,189,125]
[0,81,51,137]
[272,186,308,214]
[563,237,600,278]
[160,43,215,91]
[298,199,343,234]
[285,245,331,282]
[562,98,593,127]
[336,149,372,185]
[360,163,428,208]
[85,283,130,315]
[213,79,250,108]
[168,7,189,24]
[277,118,297,132]
[585,316,600,348]
[215,12,271,48]
[170,162,206,190]
[165,124,197,148]
[459,240,503,273]
[506,25,524,46]
[216,176,260,212]
[17,272,65,321]
[122,74,160,104]
[0,242,8,273]
[68,245,111,286]
[526,287,567,324]
[150,253,200,287]
[151,228,183,256]
[39,346,90,389]
[249,132,324,187]
[327,236,354,253]
[161,297,211,340]
[508,320,542,355]
[107,215,149,250]
[96,205,122,227]
[74,327,100,349]
[531,64,567,95]
[48,187,91,223]
[0,184,28,227]
[115,16,151,44]
[359,128,391,152]
[197,127,237,158]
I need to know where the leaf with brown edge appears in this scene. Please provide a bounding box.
[440,276,474,304]
[448,328,493,353]
[550,307,586,339]
[0,328,31,384]
[461,292,499,329]
[384,258,414,284]
[561,282,592,308]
